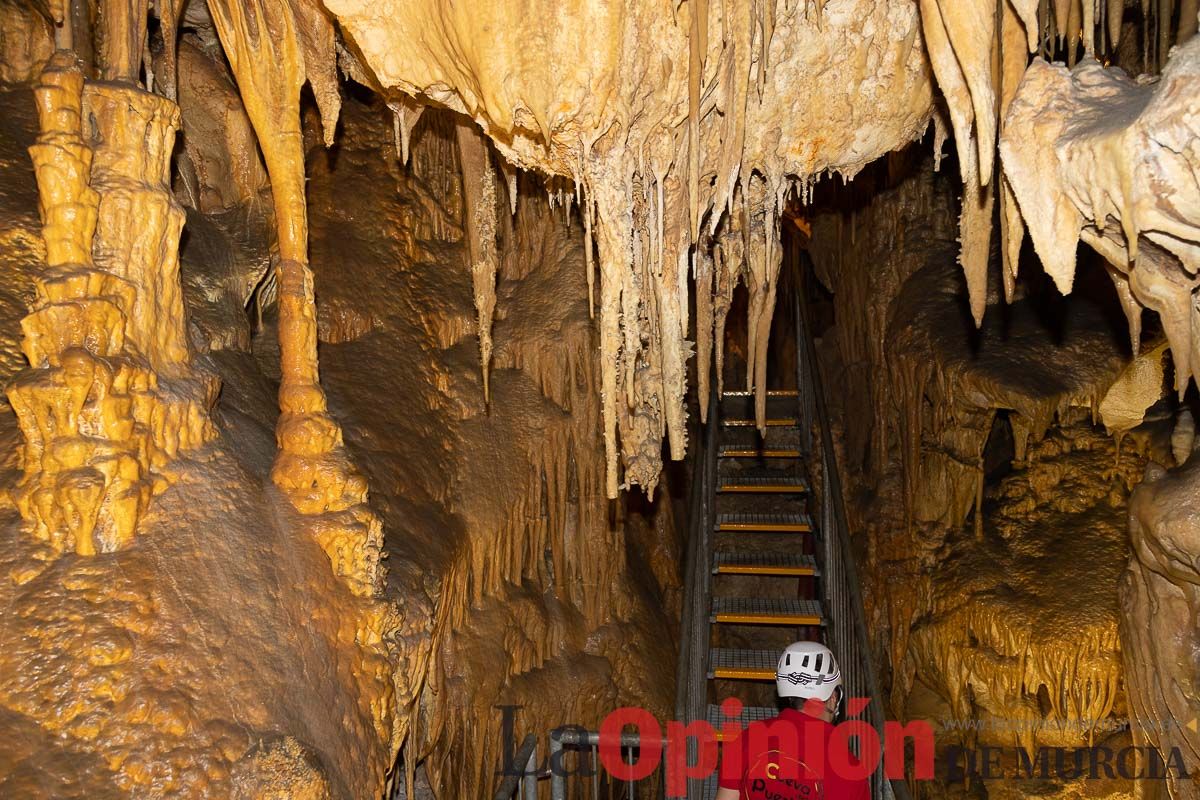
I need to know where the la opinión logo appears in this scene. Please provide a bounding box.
[497,699,936,796]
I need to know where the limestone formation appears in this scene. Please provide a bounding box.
[1001,40,1200,393]
[2,1,1200,798]
[454,119,499,402]
[207,0,385,601]
[8,51,216,558]
[323,0,936,495]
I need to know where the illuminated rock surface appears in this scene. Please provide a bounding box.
[0,1,1198,798]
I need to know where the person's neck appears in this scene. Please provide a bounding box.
[793,707,832,723]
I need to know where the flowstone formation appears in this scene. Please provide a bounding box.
[1123,458,1200,798]
[9,52,216,560]
[1001,37,1200,394]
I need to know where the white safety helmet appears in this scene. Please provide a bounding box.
[776,641,842,702]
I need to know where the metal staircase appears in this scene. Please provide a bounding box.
[688,388,823,797]
[493,278,910,800]
[675,287,908,800]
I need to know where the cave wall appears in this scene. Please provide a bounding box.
[296,97,682,795]
[808,146,1148,778]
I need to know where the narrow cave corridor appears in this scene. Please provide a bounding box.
[0,1,1199,799]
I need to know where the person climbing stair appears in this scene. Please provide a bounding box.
[715,642,869,800]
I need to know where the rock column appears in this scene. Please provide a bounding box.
[7,52,216,558]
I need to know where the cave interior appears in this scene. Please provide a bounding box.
[0,0,1198,798]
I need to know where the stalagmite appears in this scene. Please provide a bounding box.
[9,50,217,556]
[456,119,500,402]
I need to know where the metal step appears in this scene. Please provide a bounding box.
[715,511,813,533]
[718,465,808,493]
[719,445,802,458]
[711,598,823,626]
[718,426,803,458]
[708,647,781,680]
[721,389,799,398]
[722,417,797,428]
[706,703,780,742]
[720,393,800,428]
[713,552,817,577]
[707,702,779,727]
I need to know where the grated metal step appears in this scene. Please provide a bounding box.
[718,426,803,458]
[718,465,808,493]
[720,393,800,428]
[715,511,813,533]
[721,389,799,398]
[713,552,817,577]
[706,703,780,741]
[722,417,798,428]
[708,647,781,680]
[707,702,779,727]
[711,597,823,626]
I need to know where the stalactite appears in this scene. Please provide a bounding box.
[455,120,500,403]
[324,0,935,495]
[1107,0,1123,47]
[389,95,424,166]
[695,244,715,422]
[1054,0,1071,44]
[1001,41,1200,393]
[154,0,184,100]
[935,0,996,186]
[999,0,1030,301]
[289,0,341,146]
[98,0,149,82]
[713,202,745,399]
[1158,0,1172,63]
[1067,0,1082,64]
[1181,0,1199,43]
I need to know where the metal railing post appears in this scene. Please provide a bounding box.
[676,387,719,800]
[492,734,539,800]
[549,730,565,800]
[522,742,538,800]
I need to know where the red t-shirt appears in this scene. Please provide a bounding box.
[717,709,870,800]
